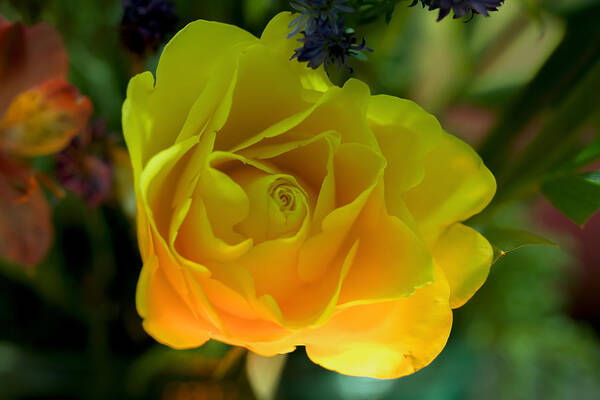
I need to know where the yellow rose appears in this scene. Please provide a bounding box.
[123,12,496,379]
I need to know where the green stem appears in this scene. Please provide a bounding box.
[473,60,600,222]
[503,61,600,184]
[478,4,600,175]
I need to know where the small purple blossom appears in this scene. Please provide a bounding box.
[288,0,370,71]
[54,120,118,207]
[292,19,370,72]
[120,0,178,55]
[410,0,505,21]
[288,0,354,38]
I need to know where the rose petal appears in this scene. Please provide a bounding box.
[269,144,386,328]
[367,95,444,222]
[175,152,282,265]
[110,147,136,218]
[238,131,340,231]
[230,78,375,155]
[338,180,433,305]
[288,79,378,149]
[136,255,211,349]
[403,133,496,245]
[433,223,493,308]
[123,19,257,169]
[213,41,315,151]
[278,240,359,328]
[122,71,155,177]
[297,143,385,283]
[303,267,452,379]
[259,12,331,93]
[136,136,288,338]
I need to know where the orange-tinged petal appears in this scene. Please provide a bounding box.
[338,180,433,305]
[139,135,199,235]
[144,146,289,331]
[140,159,293,347]
[0,18,68,116]
[278,240,359,328]
[0,79,92,157]
[176,197,253,264]
[136,135,285,345]
[238,131,338,191]
[174,152,280,265]
[137,255,211,349]
[236,231,306,303]
[303,267,452,379]
[273,144,385,328]
[137,136,215,305]
[298,143,385,284]
[0,155,52,267]
[433,223,493,308]
[232,180,311,309]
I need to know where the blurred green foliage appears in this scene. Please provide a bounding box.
[0,0,598,399]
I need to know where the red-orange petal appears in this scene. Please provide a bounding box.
[0,79,92,157]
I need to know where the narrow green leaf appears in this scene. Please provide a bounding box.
[478,226,558,263]
[570,136,600,169]
[350,50,369,61]
[541,170,600,226]
[549,135,600,174]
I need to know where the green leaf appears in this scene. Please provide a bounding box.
[541,170,600,226]
[570,136,600,169]
[350,50,368,61]
[478,226,558,263]
[548,135,600,174]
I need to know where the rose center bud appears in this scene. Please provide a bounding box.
[232,170,308,244]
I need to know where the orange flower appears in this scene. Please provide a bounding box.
[0,16,68,116]
[123,13,496,378]
[0,17,91,267]
[0,154,51,267]
[0,79,92,157]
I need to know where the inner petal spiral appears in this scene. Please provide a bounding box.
[232,170,309,244]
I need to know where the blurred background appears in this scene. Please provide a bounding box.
[0,0,599,399]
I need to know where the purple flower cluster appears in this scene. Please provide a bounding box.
[288,0,370,71]
[120,0,178,55]
[54,121,116,207]
[410,0,505,21]
[292,20,369,71]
